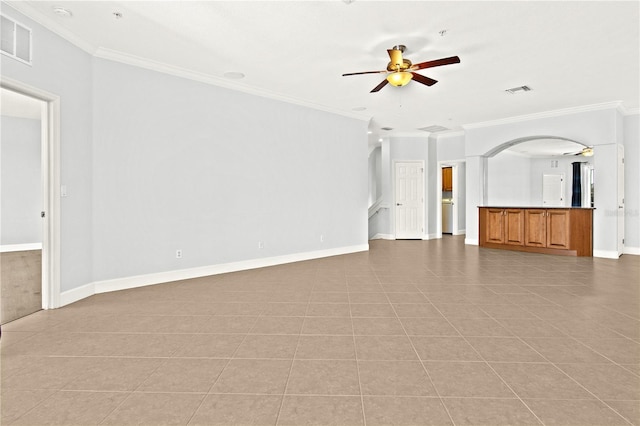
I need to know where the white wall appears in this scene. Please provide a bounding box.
[437,132,465,162]
[623,113,639,253]
[0,116,41,245]
[456,162,466,232]
[0,4,94,292]
[487,151,531,206]
[92,58,368,281]
[0,3,369,298]
[368,146,381,207]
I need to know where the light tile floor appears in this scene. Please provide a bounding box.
[1,237,639,425]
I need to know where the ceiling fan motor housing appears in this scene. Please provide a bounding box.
[387,58,412,72]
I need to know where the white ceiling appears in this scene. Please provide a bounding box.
[5,1,640,141]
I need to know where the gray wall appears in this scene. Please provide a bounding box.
[1,4,94,292]
[1,116,41,245]
[92,58,368,281]
[1,4,368,294]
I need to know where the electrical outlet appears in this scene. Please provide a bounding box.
[176,249,182,259]
[258,241,264,249]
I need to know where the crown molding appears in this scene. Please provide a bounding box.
[93,47,371,122]
[3,1,97,55]
[617,104,640,116]
[462,101,625,130]
[2,1,369,122]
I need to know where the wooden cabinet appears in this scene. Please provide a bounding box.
[484,208,524,245]
[442,167,452,191]
[524,209,570,249]
[479,207,592,256]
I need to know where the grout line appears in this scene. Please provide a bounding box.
[346,270,368,426]
[273,267,316,426]
[423,299,547,426]
[183,314,262,425]
[471,304,635,426]
[377,272,458,426]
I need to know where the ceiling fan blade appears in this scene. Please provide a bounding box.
[387,49,404,68]
[411,56,461,71]
[411,72,438,86]
[370,79,389,93]
[342,70,386,76]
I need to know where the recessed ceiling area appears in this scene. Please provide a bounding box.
[4,1,639,137]
[504,138,589,158]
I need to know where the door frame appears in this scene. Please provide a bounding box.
[617,144,625,256]
[1,76,61,309]
[392,160,425,239]
[437,160,465,238]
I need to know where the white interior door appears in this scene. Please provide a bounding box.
[395,162,424,239]
[542,174,565,206]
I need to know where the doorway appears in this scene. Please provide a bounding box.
[1,88,44,323]
[1,77,60,322]
[394,161,424,239]
[438,161,466,237]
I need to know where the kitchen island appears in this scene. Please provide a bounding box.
[478,207,594,257]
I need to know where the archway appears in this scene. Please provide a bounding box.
[483,135,588,158]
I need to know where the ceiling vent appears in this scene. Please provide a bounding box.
[0,14,32,65]
[418,125,449,133]
[381,127,394,131]
[505,85,532,94]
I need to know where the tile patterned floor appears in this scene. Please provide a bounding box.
[1,237,639,425]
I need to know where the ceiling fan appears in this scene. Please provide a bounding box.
[563,147,594,157]
[342,45,460,92]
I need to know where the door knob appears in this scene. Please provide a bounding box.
[396,203,403,206]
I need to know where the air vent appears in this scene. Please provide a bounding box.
[505,85,532,94]
[418,125,449,133]
[1,15,32,65]
[381,127,394,131]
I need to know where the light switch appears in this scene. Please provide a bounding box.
[61,185,67,197]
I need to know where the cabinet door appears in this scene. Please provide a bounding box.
[524,209,547,247]
[442,167,453,191]
[486,208,505,244]
[547,209,570,249]
[504,209,524,245]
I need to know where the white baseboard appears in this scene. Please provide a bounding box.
[622,246,640,256]
[59,282,95,306]
[370,234,394,240]
[0,243,42,253]
[593,250,621,259]
[453,229,466,236]
[465,238,479,245]
[422,234,438,240]
[59,244,369,307]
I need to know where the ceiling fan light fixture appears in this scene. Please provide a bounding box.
[52,6,72,17]
[581,147,594,156]
[387,71,412,87]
